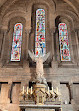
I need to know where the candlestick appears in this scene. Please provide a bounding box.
[61,108,62,111]
[48,87,49,94]
[31,86,32,94]
[52,87,53,94]
[27,87,28,94]
[23,86,24,94]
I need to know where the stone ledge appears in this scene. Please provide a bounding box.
[19,104,61,108]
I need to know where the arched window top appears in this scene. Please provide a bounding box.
[14,23,23,30]
[59,23,71,61]
[36,9,45,14]
[35,9,46,57]
[11,23,23,61]
[59,23,67,30]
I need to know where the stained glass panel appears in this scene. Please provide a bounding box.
[35,9,46,57]
[11,23,23,61]
[59,23,71,61]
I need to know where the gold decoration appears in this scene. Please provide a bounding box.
[19,85,61,105]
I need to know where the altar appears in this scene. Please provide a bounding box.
[19,104,61,111]
[19,51,62,111]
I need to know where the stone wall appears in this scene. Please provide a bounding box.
[0,0,79,111]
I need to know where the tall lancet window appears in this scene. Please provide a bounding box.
[59,23,71,61]
[35,9,46,57]
[11,23,23,61]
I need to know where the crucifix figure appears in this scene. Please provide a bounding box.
[28,50,50,85]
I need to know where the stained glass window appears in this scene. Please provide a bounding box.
[11,23,23,61]
[35,9,46,57]
[59,23,71,61]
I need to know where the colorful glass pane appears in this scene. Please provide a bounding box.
[11,23,23,61]
[35,9,46,57]
[59,23,71,61]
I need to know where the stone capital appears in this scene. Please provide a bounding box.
[0,28,8,34]
[74,26,79,31]
[69,81,73,86]
[25,28,31,34]
[8,81,12,85]
[50,27,56,34]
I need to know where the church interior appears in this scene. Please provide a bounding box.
[0,0,79,111]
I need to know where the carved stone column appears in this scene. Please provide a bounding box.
[75,29,79,65]
[59,108,62,111]
[1,29,8,66]
[25,29,31,59]
[50,27,58,69]
[8,81,13,103]
[50,27,56,61]
[69,82,74,104]
[0,29,4,57]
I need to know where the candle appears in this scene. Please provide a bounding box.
[48,87,49,94]
[31,86,32,94]
[27,87,28,94]
[61,108,62,111]
[23,86,24,94]
[52,87,53,94]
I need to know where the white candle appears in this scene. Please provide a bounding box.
[48,87,49,94]
[23,86,24,94]
[27,87,28,94]
[31,87,32,94]
[61,108,62,111]
[52,87,53,94]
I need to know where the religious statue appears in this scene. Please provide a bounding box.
[28,50,50,85]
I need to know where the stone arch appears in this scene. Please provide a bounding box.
[0,0,56,31]
[55,10,79,30]
[63,0,79,17]
[0,0,21,16]
[29,1,53,55]
[27,0,56,29]
[1,10,27,30]
[0,0,56,18]
[55,14,75,63]
[27,0,56,14]
[55,14,74,30]
[1,13,27,64]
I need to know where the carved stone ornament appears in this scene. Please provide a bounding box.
[33,83,46,105]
